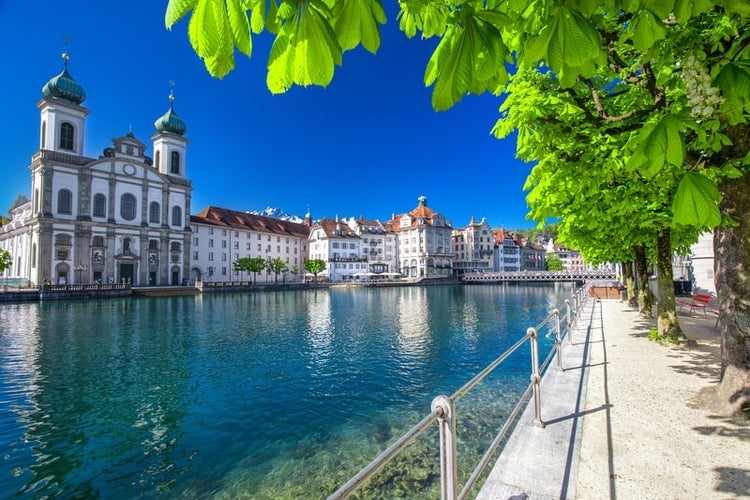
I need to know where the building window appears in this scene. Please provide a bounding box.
[171,206,182,227]
[209,239,214,248]
[155,150,160,169]
[31,243,37,267]
[170,151,180,174]
[171,242,181,252]
[57,189,73,215]
[123,238,132,253]
[59,122,74,150]
[208,252,214,261]
[41,121,46,149]
[149,201,160,223]
[149,239,159,250]
[193,251,199,260]
[92,236,105,247]
[93,193,106,218]
[120,193,137,221]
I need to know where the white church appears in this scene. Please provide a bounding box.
[0,53,193,286]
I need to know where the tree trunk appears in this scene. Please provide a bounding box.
[621,259,638,307]
[714,174,750,415]
[634,245,652,317]
[655,229,682,337]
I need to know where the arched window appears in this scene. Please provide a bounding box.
[154,150,160,169]
[120,193,137,221]
[171,206,182,227]
[57,189,72,215]
[93,193,106,218]
[170,151,180,174]
[59,122,74,150]
[149,201,160,224]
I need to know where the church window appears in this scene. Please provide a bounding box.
[59,122,75,150]
[149,201,160,223]
[171,206,182,227]
[57,189,73,215]
[92,236,104,247]
[41,121,46,149]
[170,151,180,174]
[149,239,159,250]
[171,242,181,252]
[120,193,137,221]
[155,150,160,169]
[93,193,106,218]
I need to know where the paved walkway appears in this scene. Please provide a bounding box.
[478,297,750,499]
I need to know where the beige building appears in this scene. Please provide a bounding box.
[390,196,453,278]
[452,216,494,276]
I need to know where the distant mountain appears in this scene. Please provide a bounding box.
[247,207,304,224]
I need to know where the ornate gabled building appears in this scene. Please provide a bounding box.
[390,195,453,278]
[189,206,309,283]
[452,216,494,276]
[0,54,193,286]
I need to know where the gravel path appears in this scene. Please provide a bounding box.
[575,300,750,499]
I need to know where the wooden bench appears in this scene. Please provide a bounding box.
[677,292,711,315]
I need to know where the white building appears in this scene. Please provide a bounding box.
[493,229,522,271]
[0,201,33,285]
[452,216,494,276]
[390,196,453,278]
[189,206,309,283]
[0,54,192,286]
[344,216,398,275]
[308,216,367,281]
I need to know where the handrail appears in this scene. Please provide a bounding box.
[328,282,592,499]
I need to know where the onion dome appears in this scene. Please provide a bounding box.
[41,52,86,104]
[154,91,187,135]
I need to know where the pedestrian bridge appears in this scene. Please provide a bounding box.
[462,270,616,283]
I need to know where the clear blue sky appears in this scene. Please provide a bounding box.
[0,1,536,229]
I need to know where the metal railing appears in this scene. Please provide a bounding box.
[329,283,591,500]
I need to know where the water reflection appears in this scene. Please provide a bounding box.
[0,283,575,498]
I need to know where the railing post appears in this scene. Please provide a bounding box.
[553,309,563,371]
[431,395,457,500]
[527,328,545,428]
[565,299,573,344]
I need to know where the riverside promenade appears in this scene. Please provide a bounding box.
[478,298,749,499]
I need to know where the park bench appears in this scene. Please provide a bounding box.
[677,292,711,316]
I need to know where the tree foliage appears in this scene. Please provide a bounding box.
[0,249,10,274]
[8,194,28,214]
[305,258,326,278]
[267,257,288,283]
[234,256,267,283]
[545,253,563,271]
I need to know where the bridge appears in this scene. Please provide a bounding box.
[462,270,616,283]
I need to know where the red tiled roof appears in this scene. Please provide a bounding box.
[313,218,361,239]
[190,206,309,238]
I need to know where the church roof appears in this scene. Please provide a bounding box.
[41,53,86,104]
[154,101,187,136]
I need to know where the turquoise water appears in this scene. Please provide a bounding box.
[0,283,573,498]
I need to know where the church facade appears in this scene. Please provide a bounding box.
[0,54,192,286]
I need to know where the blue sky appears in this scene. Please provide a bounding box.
[0,1,536,229]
